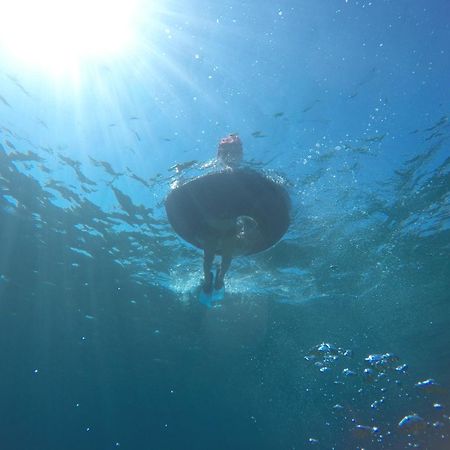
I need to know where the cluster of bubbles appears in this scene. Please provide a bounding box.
[304,343,449,448]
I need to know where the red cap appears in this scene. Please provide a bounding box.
[217,134,243,165]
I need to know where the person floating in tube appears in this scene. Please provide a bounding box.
[165,134,290,306]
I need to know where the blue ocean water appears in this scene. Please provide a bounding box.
[0,1,449,449]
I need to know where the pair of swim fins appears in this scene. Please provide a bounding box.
[198,273,225,307]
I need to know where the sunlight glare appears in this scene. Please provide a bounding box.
[0,0,140,72]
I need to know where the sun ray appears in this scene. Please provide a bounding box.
[0,0,141,75]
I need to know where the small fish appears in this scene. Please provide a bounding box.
[39,145,54,155]
[59,154,80,169]
[37,118,48,129]
[356,66,377,88]
[129,116,139,120]
[251,131,267,138]
[169,160,197,173]
[273,112,284,118]
[425,131,443,141]
[5,140,16,150]
[351,146,370,154]
[126,167,150,187]
[89,156,123,177]
[8,150,44,162]
[424,115,447,132]
[0,94,11,108]
[363,134,385,143]
[0,125,13,135]
[7,74,32,97]
[39,164,51,174]
[132,129,141,141]
[302,99,320,113]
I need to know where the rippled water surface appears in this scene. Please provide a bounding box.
[0,1,449,449]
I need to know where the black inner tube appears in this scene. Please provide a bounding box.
[165,169,290,255]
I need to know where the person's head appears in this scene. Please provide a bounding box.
[217,134,243,167]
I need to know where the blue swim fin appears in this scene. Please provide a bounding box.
[212,286,225,302]
[198,272,226,306]
[198,288,213,307]
[199,272,214,307]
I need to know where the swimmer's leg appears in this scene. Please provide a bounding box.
[211,251,231,302]
[202,244,215,295]
[215,244,233,291]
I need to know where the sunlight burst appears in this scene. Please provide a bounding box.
[0,0,140,73]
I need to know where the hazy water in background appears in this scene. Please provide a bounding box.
[0,1,449,449]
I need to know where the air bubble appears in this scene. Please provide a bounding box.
[398,414,426,432]
[415,378,443,393]
[352,424,379,439]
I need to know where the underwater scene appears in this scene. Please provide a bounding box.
[0,1,449,449]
